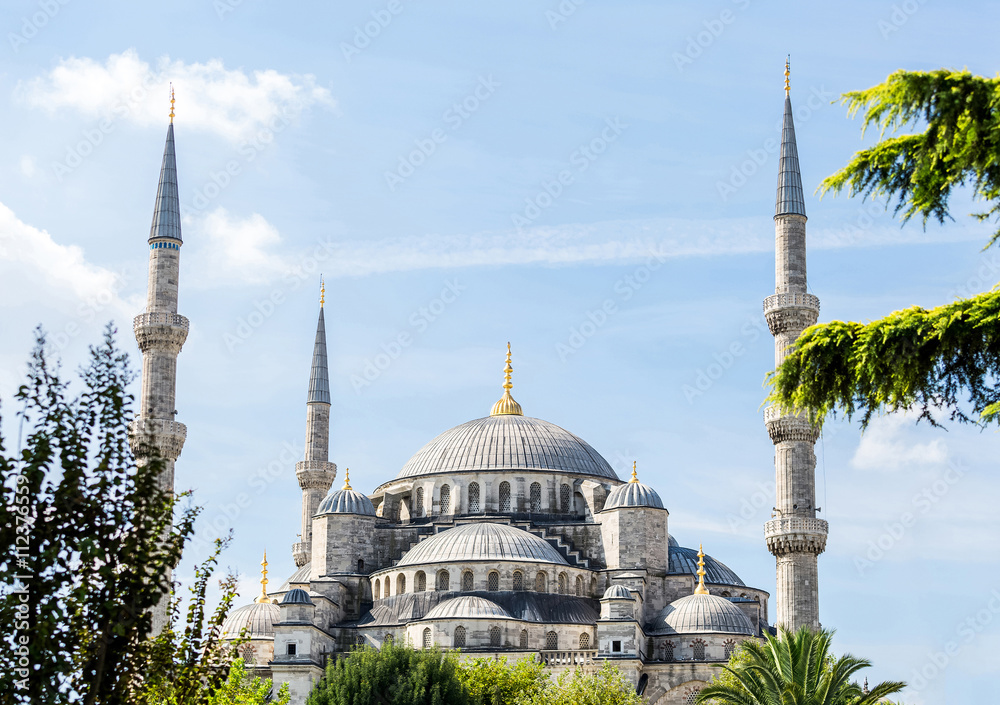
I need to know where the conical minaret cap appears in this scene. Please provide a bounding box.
[308,296,331,405]
[149,121,182,242]
[775,58,807,219]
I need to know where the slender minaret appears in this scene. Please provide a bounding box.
[762,59,828,632]
[292,281,337,568]
[130,88,188,633]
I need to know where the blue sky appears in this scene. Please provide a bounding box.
[2,1,999,702]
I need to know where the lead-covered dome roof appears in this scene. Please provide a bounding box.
[396,522,569,567]
[396,415,618,481]
[604,481,663,510]
[221,601,280,640]
[424,595,511,620]
[317,487,376,516]
[650,593,754,635]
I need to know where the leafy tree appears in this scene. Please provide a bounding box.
[768,69,1000,427]
[307,642,471,705]
[207,659,291,705]
[0,327,197,705]
[516,661,643,705]
[458,656,547,705]
[696,626,904,705]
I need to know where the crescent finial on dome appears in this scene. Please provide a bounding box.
[343,468,352,490]
[490,342,523,416]
[256,550,272,603]
[694,543,710,595]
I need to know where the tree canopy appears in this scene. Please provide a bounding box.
[768,69,1000,427]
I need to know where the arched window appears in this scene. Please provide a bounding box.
[535,572,546,593]
[468,482,481,513]
[685,688,703,705]
[519,629,528,648]
[575,575,583,596]
[415,571,426,592]
[462,571,474,591]
[415,487,424,516]
[454,626,466,647]
[437,570,450,591]
[545,631,558,650]
[384,577,390,597]
[356,633,366,646]
[489,626,501,647]
[358,558,365,573]
[558,573,567,594]
[512,571,524,591]
[663,641,674,661]
[721,591,731,597]
[397,574,406,594]
[384,633,394,644]
[440,485,451,514]
[422,627,432,649]
[724,639,737,659]
[579,633,590,649]
[374,578,381,600]
[589,577,597,596]
[529,482,541,512]
[692,639,706,661]
[488,571,500,592]
[560,483,570,511]
[499,481,511,512]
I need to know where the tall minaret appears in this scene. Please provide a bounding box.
[762,60,828,632]
[130,88,188,633]
[292,281,337,568]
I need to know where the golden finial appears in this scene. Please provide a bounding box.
[490,342,523,416]
[694,543,709,595]
[343,468,352,491]
[630,461,639,483]
[169,83,175,123]
[320,276,325,308]
[256,551,271,603]
[784,56,790,95]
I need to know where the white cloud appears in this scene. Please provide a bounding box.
[16,49,335,142]
[850,413,949,472]
[188,208,290,286]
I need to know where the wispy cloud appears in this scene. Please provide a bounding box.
[851,413,949,472]
[16,49,335,141]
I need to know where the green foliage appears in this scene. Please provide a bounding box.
[767,289,1000,427]
[458,656,547,705]
[307,642,470,705]
[516,662,643,705]
[820,69,1000,247]
[0,326,197,705]
[207,659,291,705]
[697,626,904,705]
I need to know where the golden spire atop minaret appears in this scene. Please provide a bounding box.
[320,276,325,308]
[343,468,352,491]
[169,83,175,123]
[630,461,639,483]
[784,55,790,95]
[694,544,710,595]
[256,551,272,603]
[490,342,523,416]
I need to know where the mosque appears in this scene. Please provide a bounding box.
[130,65,826,705]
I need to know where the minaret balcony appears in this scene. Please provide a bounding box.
[296,460,338,490]
[764,406,820,443]
[763,292,820,336]
[133,312,189,354]
[128,417,187,461]
[764,516,828,555]
[292,542,309,567]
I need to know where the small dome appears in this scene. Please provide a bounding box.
[221,601,280,640]
[424,596,512,620]
[317,487,376,516]
[603,481,664,510]
[602,585,634,600]
[668,535,679,548]
[396,522,568,568]
[668,546,745,586]
[651,593,754,636]
[281,588,314,605]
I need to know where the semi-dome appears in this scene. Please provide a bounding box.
[396,522,569,567]
[668,546,745,586]
[650,593,755,635]
[602,585,634,600]
[317,472,376,516]
[424,595,512,620]
[604,480,663,510]
[281,588,313,605]
[395,415,618,481]
[221,601,280,640]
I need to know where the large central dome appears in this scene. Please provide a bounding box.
[396,415,619,481]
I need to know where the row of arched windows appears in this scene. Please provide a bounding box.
[655,638,736,662]
[405,481,577,517]
[373,570,597,598]
[418,628,592,650]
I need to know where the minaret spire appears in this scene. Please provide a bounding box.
[130,97,189,634]
[763,60,827,632]
[293,281,337,568]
